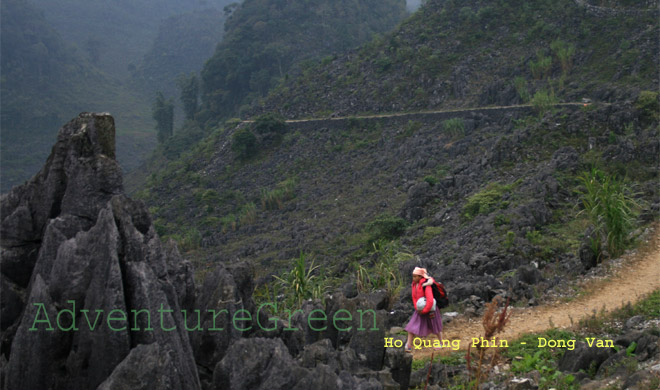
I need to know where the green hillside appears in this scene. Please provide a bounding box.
[126,0,410,187]
[198,0,408,122]
[255,0,658,118]
[135,0,659,312]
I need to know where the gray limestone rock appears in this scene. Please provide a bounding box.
[1,113,199,390]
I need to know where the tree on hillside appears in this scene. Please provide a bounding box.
[153,92,174,143]
[178,73,199,120]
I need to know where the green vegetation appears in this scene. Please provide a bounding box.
[578,168,639,258]
[463,182,518,220]
[578,290,660,334]
[152,92,175,143]
[253,112,287,136]
[252,112,288,146]
[442,118,466,138]
[163,120,207,159]
[423,176,438,186]
[178,73,200,120]
[530,52,552,80]
[200,0,407,119]
[398,120,422,139]
[169,227,202,252]
[231,128,258,160]
[272,252,326,308]
[355,241,413,306]
[514,76,530,103]
[635,90,659,121]
[531,88,558,117]
[365,214,409,243]
[550,39,576,75]
[261,178,297,210]
[413,226,444,246]
[505,330,579,390]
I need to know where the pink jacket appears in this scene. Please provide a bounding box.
[411,277,435,315]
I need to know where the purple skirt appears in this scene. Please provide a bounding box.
[405,307,443,337]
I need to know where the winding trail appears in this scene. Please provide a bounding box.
[414,226,660,359]
[243,102,591,124]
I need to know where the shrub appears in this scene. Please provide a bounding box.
[398,120,422,139]
[231,128,258,160]
[253,112,287,135]
[442,118,465,137]
[355,241,413,306]
[261,178,296,210]
[529,52,552,79]
[635,90,659,121]
[513,76,530,103]
[578,168,639,258]
[163,120,206,159]
[273,252,325,307]
[200,189,220,205]
[463,182,515,220]
[423,175,438,186]
[550,39,576,75]
[174,227,202,251]
[238,202,257,225]
[503,231,516,249]
[531,88,558,117]
[526,230,542,245]
[366,214,408,242]
[221,214,237,232]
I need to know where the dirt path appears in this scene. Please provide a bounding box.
[413,226,660,359]
[242,102,590,124]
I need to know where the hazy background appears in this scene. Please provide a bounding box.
[1,0,419,192]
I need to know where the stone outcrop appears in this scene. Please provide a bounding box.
[1,113,199,390]
[1,112,414,390]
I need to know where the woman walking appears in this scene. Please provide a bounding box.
[404,267,443,352]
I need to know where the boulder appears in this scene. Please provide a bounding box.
[558,341,615,373]
[190,261,256,373]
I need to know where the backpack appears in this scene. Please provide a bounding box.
[430,281,449,309]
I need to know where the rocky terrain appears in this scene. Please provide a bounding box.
[0,113,414,389]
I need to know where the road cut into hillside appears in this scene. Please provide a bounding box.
[413,225,660,360]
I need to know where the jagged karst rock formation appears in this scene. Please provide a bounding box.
[1,112,414,390]
[1,113,199,390]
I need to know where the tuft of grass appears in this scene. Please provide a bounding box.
[530,52,552,80]
[578,168,639,258]
[514,76,530,103]
[238,202,257,225]
[442,118,465,138]
[273,251,325,308]
[261,177,297,210]
[550,39,576,75]
[355,241,413,307]
[531,88,558,118]
[463,182,517,220]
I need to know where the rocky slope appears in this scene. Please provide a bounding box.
[253,0,659,118]
[139,99,658,313]
[0,113,414,390]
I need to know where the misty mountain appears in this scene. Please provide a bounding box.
[1,0,236,193]
[29,0,237,79]
[0,0,117,192]
[198,0,408,122]
[130,9,226,98]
